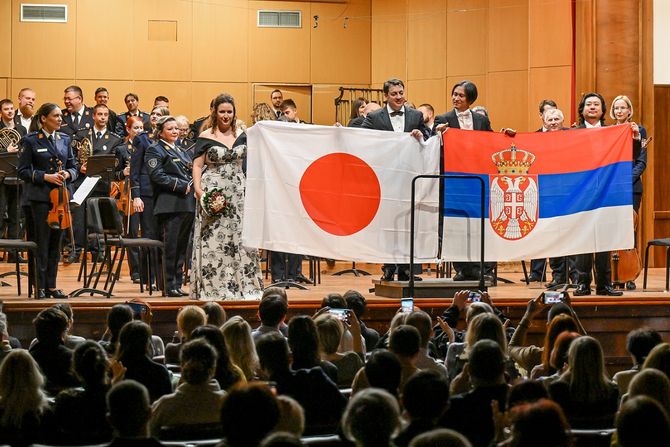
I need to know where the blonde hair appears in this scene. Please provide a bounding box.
[251,103,276,124]
[560,335,613,403]
[315,314,344,355]
[222,316,259,381]
[177,305,207,340]
[465,312,507,354]
[0,350,49,427]
[610,95,634,122]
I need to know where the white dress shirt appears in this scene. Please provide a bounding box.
[585,120,602,128]
[456,109,474,130]
[387,104,405,133]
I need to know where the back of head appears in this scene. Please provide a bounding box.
[117,320,151,361]
[389,325,421,359]
[465,301,494,324]
[320,293,346,310]
[260,432,304,447]
[343,290,367,318]
[468,339,504,385]
[627,327,663,365]
[259,294,289,327]
[507,380,549,409]
[402,370,449,421]
[628,368,670,415]
[409,428,472,447]
[33,307,68,343]
[549,331,581,371]
[510,399,572,447]
[365,349,402,396]
[0,312,7,337]
[0,349,47,427]
[202,302,226,327]
[73,340,109,387]
[616,395,670,447]
[107,304,134,341]
[643,342,670,378]
[256,332,290,374]
[177,305,207,340]
[405,311,432,348]
[52,303,73,322]
[263,286,288,303]
[287,315,320,366]
[106,380,151,437]
[180,338,217,385]
[222,316,258,378]
[314,314,344,355]
[466,313,506,352]
[343,388,400,446]
[221,384,280,447]
[542,313,579,368]
[275,395,305,436]
[565,335,609,401]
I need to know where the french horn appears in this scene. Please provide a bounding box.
[0,128,21,153]
[76,137,93,165]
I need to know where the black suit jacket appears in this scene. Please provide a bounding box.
[433,109,493,134]
[347,116,365,128]
[71,128,125,192]
[116,111,151,136]
[60,106,95,136]
[361,106,429,139]
[130,132,154,199]
[145,140,195,215]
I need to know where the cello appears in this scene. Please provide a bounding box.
[611,210,642,289]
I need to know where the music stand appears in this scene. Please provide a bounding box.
[0,152,24,286]
[71,154,116,297]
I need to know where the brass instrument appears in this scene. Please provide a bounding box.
[76,137,93,165]
[0,128,21,153]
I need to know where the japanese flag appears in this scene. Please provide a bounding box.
[242,121,440,264]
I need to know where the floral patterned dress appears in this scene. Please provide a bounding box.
[190,132,263,300]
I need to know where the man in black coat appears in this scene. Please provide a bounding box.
[60,85,95,136]
[362,78,428,282]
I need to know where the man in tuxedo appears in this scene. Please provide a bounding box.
[116,93,152,136]
[271,89,284,120]
[348,102,381,128]
[60,85,94,136]
[434,80,494,281]
[573,92,623,297]
[94,87,118,133]
[362,78,428,282]
[15,88,36,132]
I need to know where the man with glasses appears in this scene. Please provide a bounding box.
[60,85,94,136]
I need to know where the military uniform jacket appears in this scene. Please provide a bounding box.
[0,120,27,137]
[145,140,195,215]
[115,142,133,181]
[116,111,151,136]
[130,132,154,199]
[60,106,95,136]
[71,127,124,191]
[18,131,79,203]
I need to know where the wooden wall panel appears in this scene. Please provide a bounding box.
[9,78,76,108]
[488,0,528,72]
[131,0,193,82]
[371,0,407,85]
[487,70,528,131]
[406,79,446,113]
[0,79,8,101]
[0,1,11,78]
[528,66,572,130]
[407,0,446,81]
[446,74,488,113]
[529,0,572,68]
[74,80,135,114]
[190,82,250,125]
[11,0,77,79]
[133,81,193,120]
[653,85,670,267]
[192,0,248,83]
[311,84,371,125]
[446,0,488,77]
[76,0,133,80]
[311,0,371,85]
[248,1,311,83]
[253,84,312,123]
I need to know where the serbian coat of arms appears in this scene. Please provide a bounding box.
[490,144,538,240]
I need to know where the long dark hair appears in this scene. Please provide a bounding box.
[115,320,151,363]
[208,94,237,134]
[350,97,368,119]
[577,92,606,125]
[191,325,242,391]
[288,316,321,368]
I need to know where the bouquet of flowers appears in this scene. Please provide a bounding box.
[200,188,233,218]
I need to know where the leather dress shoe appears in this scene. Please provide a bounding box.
[295,274,312,284]
[167,289,183,297]
[545,279,563,289]
[573,284,591,296]
[596,286,623,297]
[398,272,423,282]
[176,288,189,296]
[36,289,46,300]
[63,250,81,265]
[47,289,68,299]
[381,270,395,281]
[526,275,542,283]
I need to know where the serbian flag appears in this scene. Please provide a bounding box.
[442,125,634,261]
[242,121,441,263]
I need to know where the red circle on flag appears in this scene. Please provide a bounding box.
[299,153,381,236]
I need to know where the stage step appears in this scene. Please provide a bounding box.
[372,278,493,298]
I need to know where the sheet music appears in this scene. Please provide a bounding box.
[71,176,100,206]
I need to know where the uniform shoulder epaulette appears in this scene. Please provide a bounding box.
[109,131,122,139]
[26,131,39,138]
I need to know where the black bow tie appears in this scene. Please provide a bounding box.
[390,110,404,117]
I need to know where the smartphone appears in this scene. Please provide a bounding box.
[544,291,564,304]
[401,297,414,312]
[329,308,350,322]
[468,292,481,302]
[127,302,149,316]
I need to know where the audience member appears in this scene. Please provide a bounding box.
[116,321,172,402]
[527,314,581,379]
[616,396,670,447]
[342,388,400,447]
[222,315,259,381]
[29,307,78,393]
[219,384,280,447]
[394,371,450,447]
[0,350,53,446]
[344,289,380,349]
[288,315,338,383]
[202,301,227,327]
[256,332,346,434]
[150,339,225,436]
[376,311,409,349]
[262,286,289,336]
[406,311,447,379]
[0,313,12,363]
[100,304,134,355]
[275,395,306,437]
[548,336,618,429]
[356,349,402,398]
[614,327,662,394]
[165,305,207,365]
[506,380,549,409]
[46,303,86,349]
[53,341,114,444]
[409,428,472,447]
[260,432,305,447]
[440,340,509,447]
[106,380,165,446]
[642,342,670,378]
[191,325,246,391]
[252,293,289,342]
[127,299,166,358]
[315,311,365,388]
[626,368,670,415]
[535,331,581,386]
[500,399,572,447]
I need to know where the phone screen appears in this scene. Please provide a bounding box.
[127,302,148,315]
[468,292,481,302]
[329,308,349,321]
[544,292,563,304]
[401,298,414,312]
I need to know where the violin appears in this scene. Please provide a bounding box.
[611,210,642,288]
[47,160,73,230]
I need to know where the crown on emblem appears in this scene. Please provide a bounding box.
[491,143,536,175]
